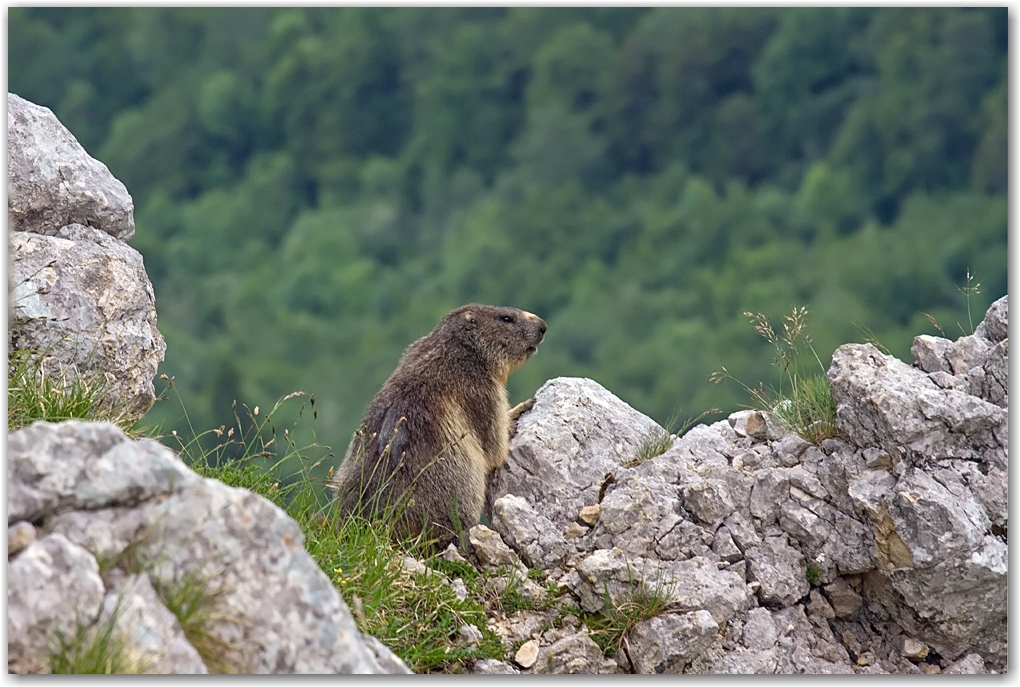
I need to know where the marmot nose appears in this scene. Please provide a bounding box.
[538,320,547,337]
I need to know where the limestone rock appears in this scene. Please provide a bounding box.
[540,630,616,674]
[943,653,988,674]
[592,470,691,560]
[723,511,762,552]
[514,639,539,668]
[745,535,810,608]
[682,476,738,529]
[8,420,409,674]
[8,521,36,556]
[456,624,483,647]
[749,468,790,526]
[840,434,1006,664]
[770,605,854,673]
[478,298,1006,674]
[911,295,1008,408]
[8,533,106,674]
[822,577,862,617]
[571,548,752,626]
[468,524,519,569]
[806,589,835,619]
[364,635,414,674]
[473,658,520,674]
[974,295,1007,344]
[626,610,718,674]
[896,636,928,662]
[706,604,852,674]
[99,572,208,674]
[578,504,600,526]
[729,409,767,439]
[450,578,468,601]
[490,494,571,568]
[8,93,135,240]
[488,377,664,533]
[8,420,200,524]
[10,224,166,418]
[711,527,742,563]
[828,343,1006,470]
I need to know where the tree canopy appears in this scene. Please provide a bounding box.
[9,7,1007,458]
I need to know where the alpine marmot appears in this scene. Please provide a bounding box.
[328,303,547,545]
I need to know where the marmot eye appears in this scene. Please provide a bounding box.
[500,315,515,323]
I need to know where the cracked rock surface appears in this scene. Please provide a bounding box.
[9,93,165,419]
[7,421,410,674]
[478,296,1006,674]
[8,93,135,240]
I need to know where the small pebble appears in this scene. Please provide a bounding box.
[515,639,540,669]
[8,522,35,556]
[900,637,929,661]
[579,505,600,526]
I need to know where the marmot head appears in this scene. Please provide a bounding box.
[442,303,547,383]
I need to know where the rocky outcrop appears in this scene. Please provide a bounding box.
[9,225,166,417]
[7,87,1004,673]
[7,93,135,239]
[827,295,1008,669]
[7,420,410,675]
[6,93,409,675]
[8,93,164,419]
[476,296,1006,674]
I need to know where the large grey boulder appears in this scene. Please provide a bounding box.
[8,92,134,239]
[10,221,165,420]
[828,342,1006,470]
[8,421,410,674]
[827,299,1008,670]
[487,376,665,534]
[490,294,1006,674]
[9,93,165,420]
[8,533,106,674]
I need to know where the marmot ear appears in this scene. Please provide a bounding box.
[463,311,475,323]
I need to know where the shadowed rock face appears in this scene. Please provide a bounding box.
[481,296,1006,674]
[7,420,411,674]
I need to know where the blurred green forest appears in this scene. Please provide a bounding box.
[9,7,1007,460]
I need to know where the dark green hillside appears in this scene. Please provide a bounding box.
[9,7,1007,463]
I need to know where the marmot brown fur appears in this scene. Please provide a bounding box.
[328,303,547,545]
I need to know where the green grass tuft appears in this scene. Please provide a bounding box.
[583,566,675,658]
[711,305,839,444]
[47,601,150,674]
[805,561,823,586]
[8,346,140,434]
[152,566,240,674]
[768,373,838,445]
[627,407,722,468]
[161,386,510,673]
